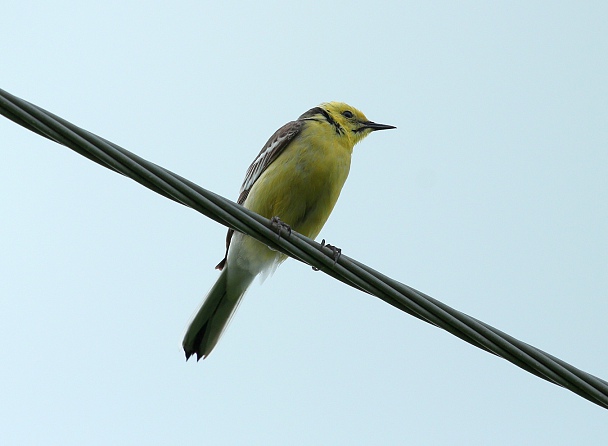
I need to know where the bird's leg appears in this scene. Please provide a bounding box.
[312,239,342,271]
[270,216,292,240]
[324,240,342,265]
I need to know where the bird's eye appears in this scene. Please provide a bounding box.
[342,110,354,119]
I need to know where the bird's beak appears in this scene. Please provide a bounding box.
[359,121,397,131]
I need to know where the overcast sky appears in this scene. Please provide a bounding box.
[1,1,607,444]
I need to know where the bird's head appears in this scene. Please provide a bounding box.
[299,101,396,146]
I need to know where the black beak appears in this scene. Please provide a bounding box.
[358,121,396,132]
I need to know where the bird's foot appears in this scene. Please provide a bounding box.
[270,216,292,240]
[312,239,342,271]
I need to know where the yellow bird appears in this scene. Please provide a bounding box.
[183,102,395,360]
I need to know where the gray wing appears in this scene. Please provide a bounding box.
[215,120,304,270]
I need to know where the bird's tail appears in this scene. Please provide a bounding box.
[182,266,255,360]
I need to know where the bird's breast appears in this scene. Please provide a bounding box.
[245,136,352,239]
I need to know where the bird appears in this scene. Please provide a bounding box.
[182,102,395,360]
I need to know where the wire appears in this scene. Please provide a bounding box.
[1,87,607,409]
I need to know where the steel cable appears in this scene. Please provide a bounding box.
[1,87,606,409]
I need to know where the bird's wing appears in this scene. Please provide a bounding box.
[237,120,304,204]
[215,120,304,270]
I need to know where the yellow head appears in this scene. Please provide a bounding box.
[299,101,395,146]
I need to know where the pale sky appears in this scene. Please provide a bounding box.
[1,1,607,444]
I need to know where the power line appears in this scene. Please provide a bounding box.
[1,87,606,409]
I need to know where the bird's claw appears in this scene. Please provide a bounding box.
[312,239,342,271]
[270,216,292,240]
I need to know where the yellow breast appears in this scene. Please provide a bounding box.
[244,120,353,240]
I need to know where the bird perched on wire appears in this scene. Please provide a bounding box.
[182,102,395,360]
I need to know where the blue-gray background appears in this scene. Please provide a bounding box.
[1,2,606,444]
